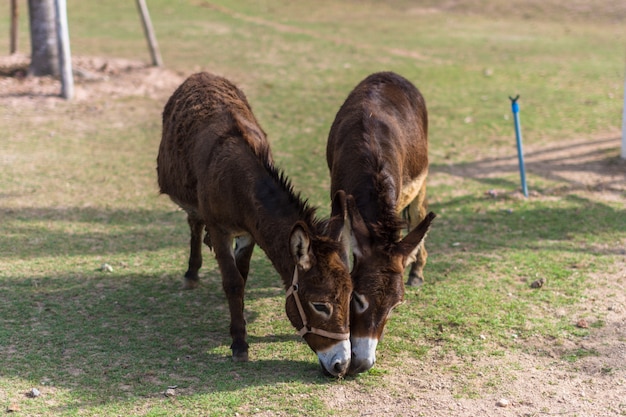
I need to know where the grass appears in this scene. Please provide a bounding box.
[1,0,625,415]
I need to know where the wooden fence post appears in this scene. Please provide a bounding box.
[10,0,18,54]
[136,0,163,67]
[622,76,626,159]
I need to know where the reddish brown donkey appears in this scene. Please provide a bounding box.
[326,72,435,375]
[157,72,353,377]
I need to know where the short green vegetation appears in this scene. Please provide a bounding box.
[1,0,624,415]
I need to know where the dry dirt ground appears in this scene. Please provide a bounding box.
[324,270,626,417]
[1,56,625,416]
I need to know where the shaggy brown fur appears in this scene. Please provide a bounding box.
[157,73,352,376]
[326,72,435,375]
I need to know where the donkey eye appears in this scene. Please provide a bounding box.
[310,302,332,317]
[352,292,369,314]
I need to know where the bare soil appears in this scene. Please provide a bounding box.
[0,53,185,104]
[1,55,625,416]
[326,269,626,417]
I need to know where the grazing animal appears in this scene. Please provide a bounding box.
[326,71,435,375]
[157,72,353,377]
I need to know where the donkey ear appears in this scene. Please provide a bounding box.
[328,190,350,266]
[328,190,347,241]
[346,195,371,259]
[290,222,314,271]
[396,211,436,267]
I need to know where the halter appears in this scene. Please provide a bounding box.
[286,267,350,341]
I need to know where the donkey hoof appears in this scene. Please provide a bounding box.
[232,351,249,362]
[182,277,199,290]
[406,275,424,287]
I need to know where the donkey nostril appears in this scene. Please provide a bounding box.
[334,358,349,374]
[334,362,343,373]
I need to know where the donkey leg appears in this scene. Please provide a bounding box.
[212,232,249,362]
[234,234,255,283]
[183,214,205,289]
[406,182,429,287]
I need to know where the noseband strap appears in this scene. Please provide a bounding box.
[286,267,350,341]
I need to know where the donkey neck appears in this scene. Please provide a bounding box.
[252,217,299,284]
[354,171,398,223]
[330,124,402,231]
[249,164,319,285]
[338,145,402,242]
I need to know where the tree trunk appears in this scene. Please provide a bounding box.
[28,0,59,76]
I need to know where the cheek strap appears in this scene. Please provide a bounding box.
[286,267,350,341]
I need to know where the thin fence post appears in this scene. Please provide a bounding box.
[10,0,18,54]
[622,76,626,160]
[136,0,163,67]
[509,95,529,197]
[54,0,74,99]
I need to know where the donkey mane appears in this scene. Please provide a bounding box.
[358,111,407,251]
[258,158,343,253]
[261,158,317,223]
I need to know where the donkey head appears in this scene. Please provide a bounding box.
[285,190,353,377]
[346,196,435,375]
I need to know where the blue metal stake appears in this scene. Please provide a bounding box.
[509,95,528,197]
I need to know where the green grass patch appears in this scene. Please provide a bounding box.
[1,0,625,415]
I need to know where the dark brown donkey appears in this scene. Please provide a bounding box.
[157,72,353,377]
[326,72,435,375]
